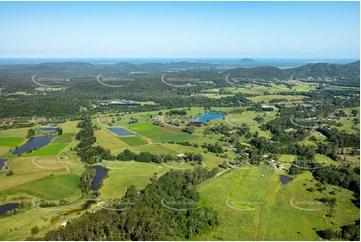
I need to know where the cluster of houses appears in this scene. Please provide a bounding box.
[263,154,284,169]
[98,100,141,107]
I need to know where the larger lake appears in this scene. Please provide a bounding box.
[107,127,134,136]
[12,136,55,155]
[195,112,225,122]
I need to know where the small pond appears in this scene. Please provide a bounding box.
[0,158,8,170]
[83,200,96,209]
[279,175,293,185]
[12,135,55,155]
[107,127,134,136]
[195,112,225,122]
[0,203,19,215]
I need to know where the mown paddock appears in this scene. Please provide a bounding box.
[0,173,80,201]
[226,111,275,138]
[278,154,341,170]
[195,164,355,240]
[52,133,75,143]
[58,120,81,134]
[98,161,171,199]
[125,123,201,143]
[152,133,198,143]
[129,126,174,140]
[22,143,69,157]
[0,128,28,138]
[162,143,224,170]
[94,129,137,154]
[124,123,158,132]
[0,156,68,193]
[196,165,275,240]
[119,136,148,146]
[0,137,26,147]
[266,170,359,239]
[0,147,9,157]
[135,144,177,155]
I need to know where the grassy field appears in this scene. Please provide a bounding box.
[98,161,171,199]
[152,133,198,143]
[0,173,80,200]
[94,129,135,154]
[0,128,28,138]
[136,144,178,155]
[125,123,187,142]
[247,94,307,103]
[0,96,358,241]
[335,117,359,134]
[0,201,86,240]
[52,133,75,143]
[202,153,225,169]
[226,111,276,138]
[196,164,359,240]
[58,120,80,134]
[22,144,68,157]
[0,157,68,193]
[0,137,26,147]
[119,136,148,146]
[0,147,10,156]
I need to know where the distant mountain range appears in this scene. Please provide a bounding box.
[223,61,360,86]
[0,59,359,86]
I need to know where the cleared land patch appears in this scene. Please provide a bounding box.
[99,161,171,199]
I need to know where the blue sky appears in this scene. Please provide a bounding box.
[0,1,359,58]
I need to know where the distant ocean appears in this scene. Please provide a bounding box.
[0,58,358,66]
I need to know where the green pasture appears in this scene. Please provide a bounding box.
[98,161,171,199]
[197,164,359,240]
[0,137,25,147]
[22,143,68,157]
[248,94,307,103]
[119,136,148,146]
[52,133,75,143]
[0,156,68,193]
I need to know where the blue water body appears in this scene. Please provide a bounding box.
[280,175,293,185]
[195,112,225,122]
[83,200,96,209]
[0,158,8,170]
[39,126,57,131]
[12,136,55,154]
[0,203,19,214]
[92,166,108,191]
[107,127,134,136]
